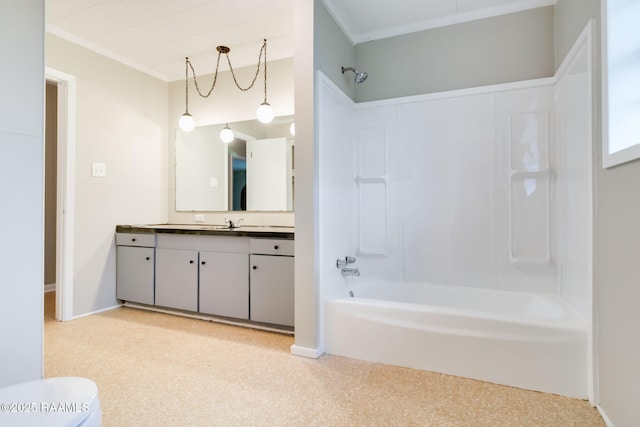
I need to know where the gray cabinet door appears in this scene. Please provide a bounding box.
[116,246,155,305]
[199,252,249,319]
[249,255,294,327]
[155,248,198,311]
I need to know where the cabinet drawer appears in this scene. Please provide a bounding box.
[250,239,294,256]
[116,233,156,247]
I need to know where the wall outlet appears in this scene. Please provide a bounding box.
[91,162,106,177]
[194,214,205,222]
[210,177,218,188]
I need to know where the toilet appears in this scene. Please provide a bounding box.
[0,377,101,427]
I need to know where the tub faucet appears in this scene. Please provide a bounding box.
[336,256,356,269]
[341,267,360,277]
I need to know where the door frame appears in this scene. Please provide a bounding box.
[45,67,75,321]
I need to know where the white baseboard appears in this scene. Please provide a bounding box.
[72,303,122,320]
[291,344,323,359]
[597,405,616,427]
[44,283,56,293]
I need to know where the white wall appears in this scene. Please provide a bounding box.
[0,0,44,386]
[291,0,320,357]
[46,34,168,316]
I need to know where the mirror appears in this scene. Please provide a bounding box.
[176,115,294,212]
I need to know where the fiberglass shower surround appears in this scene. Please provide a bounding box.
[334,86,561,294]
[318,28,593,397]
[319,67,590,311]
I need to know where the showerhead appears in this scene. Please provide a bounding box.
[341,66,368,84]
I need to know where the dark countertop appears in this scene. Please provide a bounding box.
[116,224,295,239]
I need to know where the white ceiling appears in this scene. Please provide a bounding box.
[45,0,555,82]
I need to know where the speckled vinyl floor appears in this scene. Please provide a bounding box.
[44,292,605,427]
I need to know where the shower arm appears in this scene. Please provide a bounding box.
[341,66,367,83]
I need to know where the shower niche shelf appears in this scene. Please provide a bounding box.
[508,111,552,265]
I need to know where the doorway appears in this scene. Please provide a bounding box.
[44,81,58,320]
[45,67,76,321]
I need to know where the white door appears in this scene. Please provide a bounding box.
[247,137,287,211]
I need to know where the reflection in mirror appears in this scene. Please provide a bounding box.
[176,115,294,212]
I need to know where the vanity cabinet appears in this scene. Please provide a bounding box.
[199,251,249,319]
[155,234,251,319]
[249,239,295,327]
[116,233,155,305]
[155,248,199,312]
[115,225,294,329]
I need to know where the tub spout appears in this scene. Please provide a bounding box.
[341,267,360,277]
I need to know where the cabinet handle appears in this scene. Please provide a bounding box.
[274,245,279,250]
[252,265,257,270]
[189,260,194,264]
[201,261,206,265]
[132,238,136,242]
[145,257,150,261]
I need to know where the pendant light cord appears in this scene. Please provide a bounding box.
[184,57,190,114]
[185,39,268,99]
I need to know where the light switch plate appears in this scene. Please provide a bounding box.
[91,162,106,177]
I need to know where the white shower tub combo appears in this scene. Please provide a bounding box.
[324,280,587,398]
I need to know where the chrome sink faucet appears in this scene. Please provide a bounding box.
[224,218,244,229]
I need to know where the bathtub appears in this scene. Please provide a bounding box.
[324,280,587,398]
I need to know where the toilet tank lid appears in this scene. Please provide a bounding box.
[0,377,100,427]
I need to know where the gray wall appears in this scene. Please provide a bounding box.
[557,0,640,424]
[292,0,356,355]
[354,6,555,102]
[596,162,640,425]
[554,0,600,69]
[0,0,44,386]
[314,1,356,100]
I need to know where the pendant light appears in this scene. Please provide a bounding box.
[178,57,195,132]
[219,124,234,143]
[178,39,274,131]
